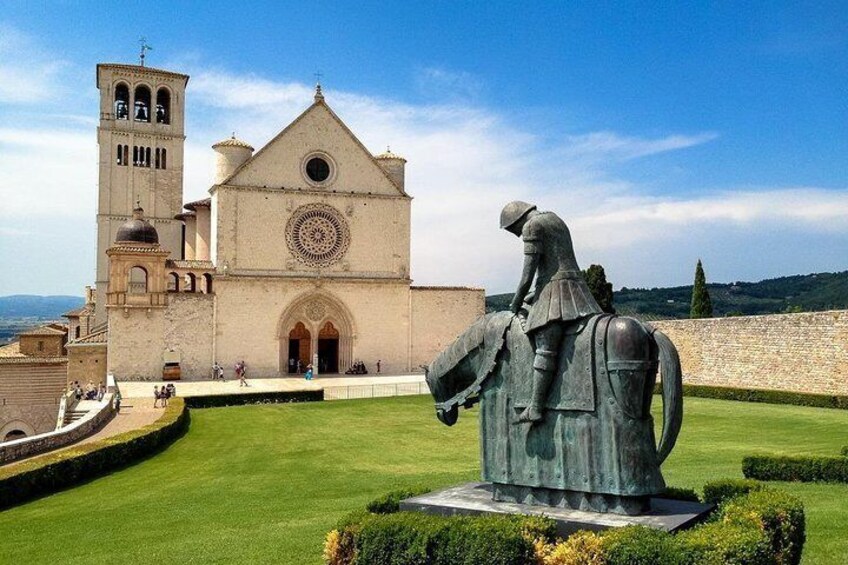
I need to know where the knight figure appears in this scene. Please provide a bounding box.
[500,201,602,423]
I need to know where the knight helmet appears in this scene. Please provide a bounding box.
[499,201,537,230]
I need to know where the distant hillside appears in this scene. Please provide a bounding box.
[486,271,848,319]
[0,295,84,319]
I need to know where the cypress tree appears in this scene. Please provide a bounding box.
[690,259,713,318]
[583,264,616,314]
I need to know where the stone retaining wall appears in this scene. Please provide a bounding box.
[0,395,116,465]
[652,310,848,396]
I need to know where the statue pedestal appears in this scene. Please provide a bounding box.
[399,482,713,537]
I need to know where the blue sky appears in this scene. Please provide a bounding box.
[0,2,846,295]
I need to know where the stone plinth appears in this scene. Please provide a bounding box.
[400,482,714,537]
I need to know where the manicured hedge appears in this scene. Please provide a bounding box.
[841,445,848,457]
[325,480,805,565]
[0,398,189,510]
[662,486,700,502]
[743,454,848,483]
[701,478,766,505]
[653,383,848,410]
[183,389,323,408]
[366,487,432,514]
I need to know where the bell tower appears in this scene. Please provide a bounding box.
[93,63,189,322]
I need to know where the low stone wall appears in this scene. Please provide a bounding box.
[0,394,116,465]
[653,310,848,396]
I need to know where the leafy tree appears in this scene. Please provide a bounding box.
[690,259,713,318]
[583,264,616,314]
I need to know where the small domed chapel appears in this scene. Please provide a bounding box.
[87,63,483,379]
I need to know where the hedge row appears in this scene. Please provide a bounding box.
[653,383,848,410]
[183,389,323,408]
[0,398,189,510]
[743,454,848,483]
[325,479,805,565]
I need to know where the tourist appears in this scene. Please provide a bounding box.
[212,361,223,381]
[238,360,249,387]
[296,359,302,373]
[166,383,176,398]
[161,384,169,407]
[97,383,105,402]
[305,364,314,381]
[113,389,122,412]
[154,385,161,408]
[74,382,83,401]
[377,359,381,373]
[288,357,295,374]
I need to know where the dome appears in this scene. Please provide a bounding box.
[212,135,254,151]
[115,207,159,244]
[375,148,407,163]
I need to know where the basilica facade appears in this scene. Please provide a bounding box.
[89,63,483,380]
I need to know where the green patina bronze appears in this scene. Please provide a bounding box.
[426,202,684,515]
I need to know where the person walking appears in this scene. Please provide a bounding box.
[154,385,161,408]
[305,364,314,381]
[238,360,249,387]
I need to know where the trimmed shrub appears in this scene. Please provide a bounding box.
[653,383,848,410]
[842,445,848,457]
[328,481,806,565]
[675,520,771,565]
[721,489,806,565]
[601,525,678,565]
[743,454,848,483]
[662,486,700,502]
[702,478,766,505]
[366,486,431,514]
[353,512,545,565]
[0,398,188,510]
[184,389,323,408]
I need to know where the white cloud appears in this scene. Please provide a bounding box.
[0,25,69,104]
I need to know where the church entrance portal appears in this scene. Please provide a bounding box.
[318,321,340,374]
[287,322,311,373]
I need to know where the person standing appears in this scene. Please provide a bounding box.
[305,364,314,381]
[153,385,161,408]
[377,359,381,374]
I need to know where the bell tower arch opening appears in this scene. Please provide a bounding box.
[277,292,355,376]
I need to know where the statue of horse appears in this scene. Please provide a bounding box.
[425,311,683,515]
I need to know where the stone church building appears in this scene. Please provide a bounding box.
[88,63,483,380]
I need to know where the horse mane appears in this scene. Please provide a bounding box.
[427,311,513,384]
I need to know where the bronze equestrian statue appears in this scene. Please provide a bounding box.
[425,202,684,515]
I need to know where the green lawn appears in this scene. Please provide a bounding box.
[0,396,846,564]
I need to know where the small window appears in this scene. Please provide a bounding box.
[37,341,44,352]
[306,157,330,183]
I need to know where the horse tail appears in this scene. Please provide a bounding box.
[652,329,683,464]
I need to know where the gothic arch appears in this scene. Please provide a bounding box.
[277,290,356,375]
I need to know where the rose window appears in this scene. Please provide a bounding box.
[286,204,350,267]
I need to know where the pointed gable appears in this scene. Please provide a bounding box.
[225,100,405,196]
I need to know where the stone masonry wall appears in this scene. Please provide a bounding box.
[652,310,848,396]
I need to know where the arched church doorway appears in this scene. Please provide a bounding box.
[277,292,355,376]
[287,322,311,373]
[318,321,340,374]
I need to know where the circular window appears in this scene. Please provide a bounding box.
[285,204,350,267]
[305,157,330,183]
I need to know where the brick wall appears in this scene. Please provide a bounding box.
[652,310,848,396]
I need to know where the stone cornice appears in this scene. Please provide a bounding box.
[210,183,412,201]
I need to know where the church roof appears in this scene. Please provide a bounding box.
[63,304,94,318]
[375,149,407,162]
[68,327,108,346]
[213,135,254,151]
[19,326,66,337]
[184,198,211,211]
[174,211,196,221]
[219,93,408,196]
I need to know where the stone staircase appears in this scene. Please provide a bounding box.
[63,400,100,426]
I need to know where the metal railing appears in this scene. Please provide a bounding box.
[323,381,430,401]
